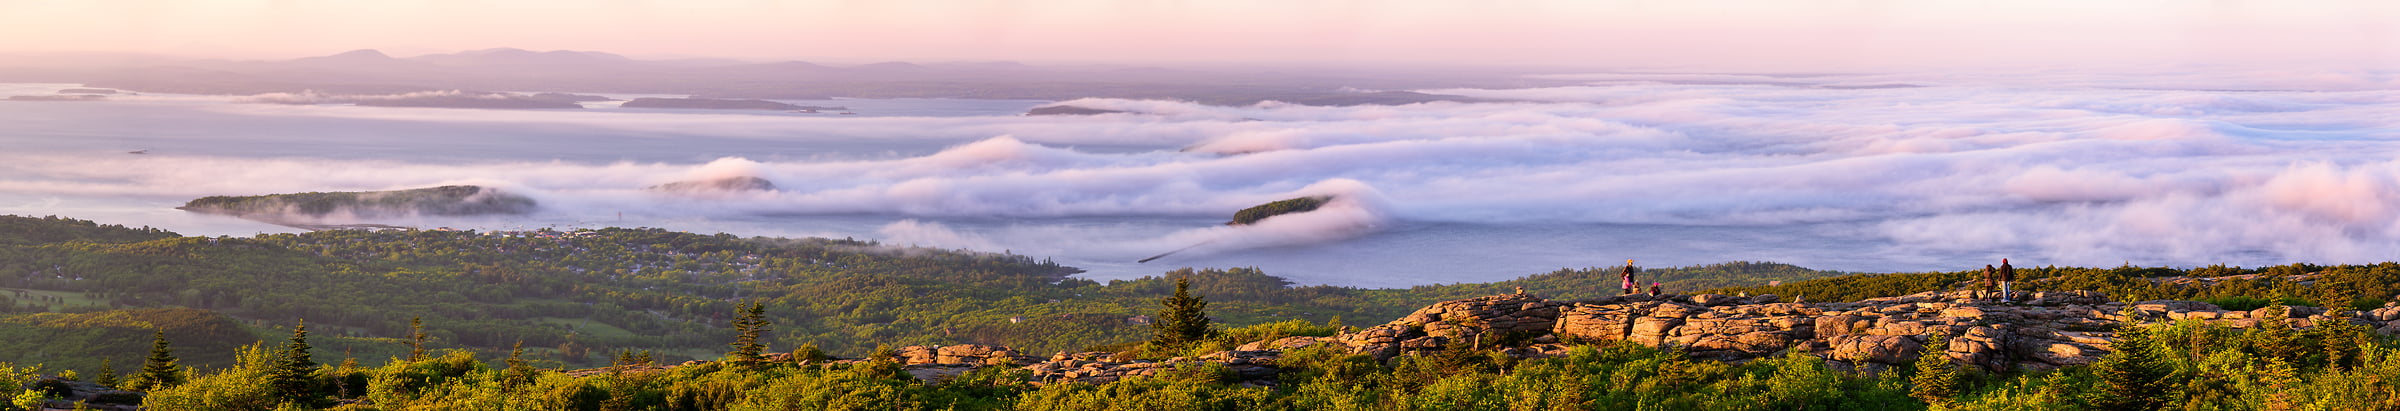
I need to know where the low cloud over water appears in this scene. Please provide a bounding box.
[4,70,2397,278]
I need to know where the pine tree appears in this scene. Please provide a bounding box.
[94,359,116,389]
[132,329,182,391]
[1910,332,1962,406]
[270,320,319,405]
[1149,277,1217,349]
[2308,308,2373,370]
[2089,326,2167,410]
[726,300,770,367]
[406,316,428,362]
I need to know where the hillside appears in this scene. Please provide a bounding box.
[6,215,2400,409]
[0,215,1850,373]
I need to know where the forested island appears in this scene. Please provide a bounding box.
[619,98,845,111]
[178,186,536,226]
[1229,197,1329,225]
[3,214,2399,410]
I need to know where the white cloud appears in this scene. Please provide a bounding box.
[7,70,2400,273]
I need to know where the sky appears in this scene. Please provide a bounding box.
[2,0,2396,69]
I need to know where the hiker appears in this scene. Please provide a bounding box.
[1648,282,1662,296]
[1982,264,1997,296]
[1620,259,1639,295]
[1999,258,2016,302]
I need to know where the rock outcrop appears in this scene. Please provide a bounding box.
[1283,290,2374,373]
[21,376,142,411]
[566,290,2388,387]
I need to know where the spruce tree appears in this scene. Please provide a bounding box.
[2249,305,2303,363]
[270,320,319,405]
[94,359,116,389]
[726,300,770,367]
[406,316,428,362]
[133,329,182,391]
[1149,277,1217,349]
[2089,326,2167,410]
[2310,309,2375,370]
[1909,332,1961,406]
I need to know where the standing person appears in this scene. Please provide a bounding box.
[1620,259,1639,295]
[1982,264,1998,294]
[1999,259,2016,302]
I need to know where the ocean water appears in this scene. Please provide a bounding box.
[3,74,2395,287]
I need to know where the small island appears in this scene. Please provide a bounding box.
[354,93,582,109]
[6,95,106,102]
[527,92,617,102]
[647,176,778,193]
[1228,196,1329,225]
[1025,105,1129,116]
[619,97,845,111]
[56,88,121,95]
[179,185,537,224]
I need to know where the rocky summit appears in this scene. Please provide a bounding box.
[582,290,2400,385]
[1284,290,2387,374]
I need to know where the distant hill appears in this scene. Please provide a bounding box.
[27,48,1570,107]
[0,308,259,373]
[0,215,178,245]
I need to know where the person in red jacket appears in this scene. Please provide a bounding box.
[1999,258,2017,302]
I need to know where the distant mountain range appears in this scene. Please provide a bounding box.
[0,48,1572,106]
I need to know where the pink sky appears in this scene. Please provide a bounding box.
[4,0,2395,69]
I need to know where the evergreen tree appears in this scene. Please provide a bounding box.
[132,329,182,391]
[1909,332,1962,406]
[727,300,770,367]
[2089,326,2167,410]
[406,316,428,362]
[1149,277,1217,349]
[94,359,116,389]
[270,320,319,405]
[2249,305,2303,363]
[2310,309,2375,370]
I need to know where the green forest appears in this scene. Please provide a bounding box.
[6,214,2400,410]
